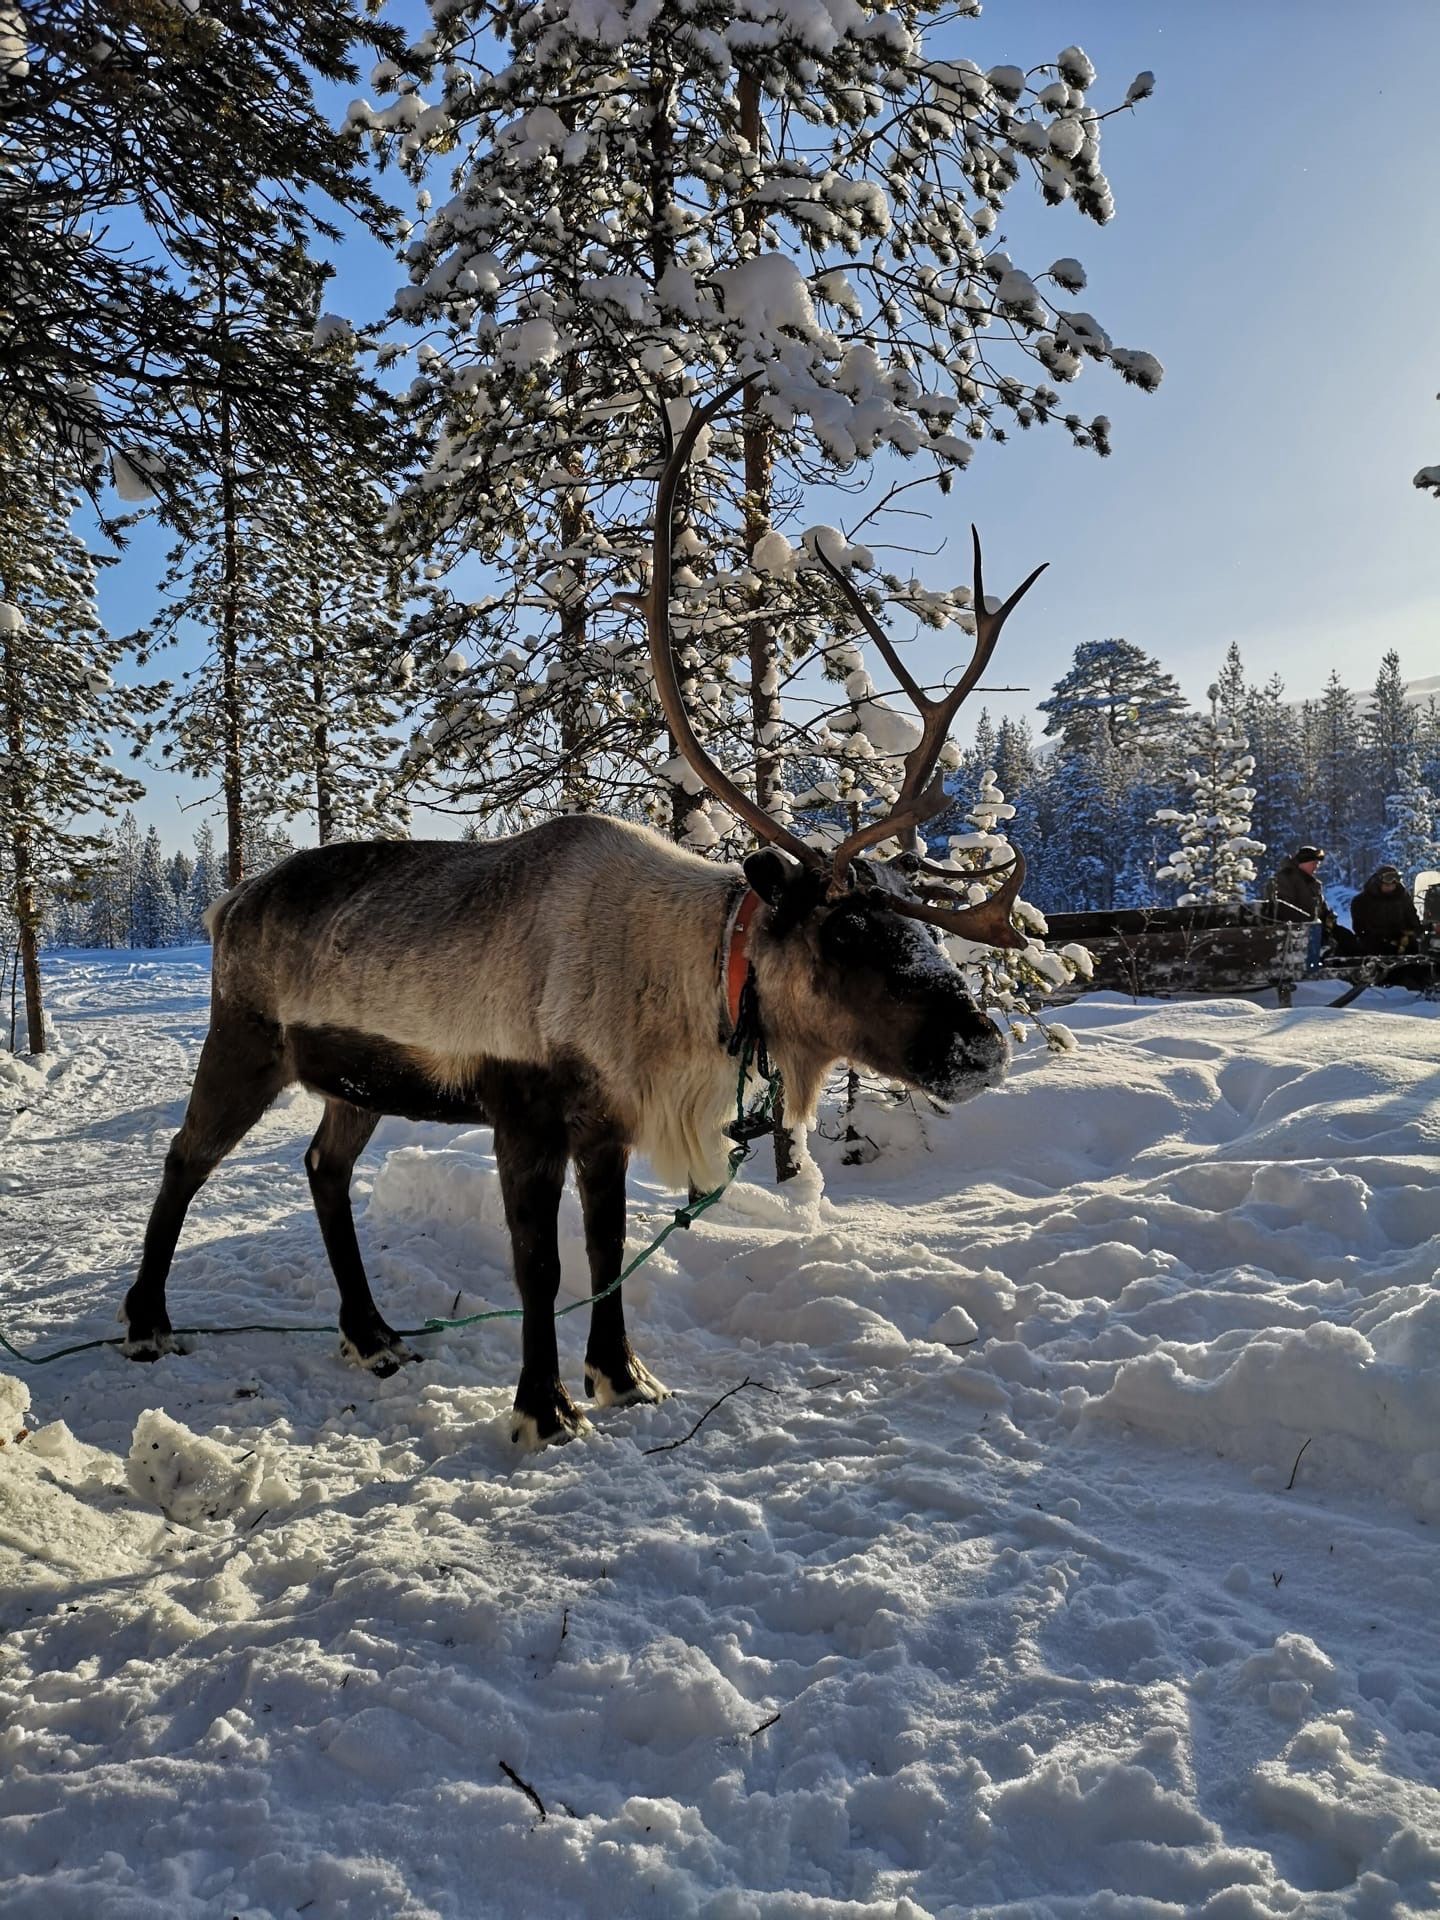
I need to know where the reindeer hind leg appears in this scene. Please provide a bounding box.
[123,1008,290,1359]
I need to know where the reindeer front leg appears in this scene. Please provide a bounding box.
[305,1098,417,1376]
[575,1136,671,1409]
[494,1113,589,1449]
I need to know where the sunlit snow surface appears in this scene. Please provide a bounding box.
[2,950,1439,1919]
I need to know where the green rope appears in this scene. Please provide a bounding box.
[0,1051,784,1369]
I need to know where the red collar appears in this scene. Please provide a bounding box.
[722,887,764,1031]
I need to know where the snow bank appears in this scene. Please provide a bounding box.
[0,1371,29,1431]
[1084,1314,1440,1518]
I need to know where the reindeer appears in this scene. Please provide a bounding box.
[123,391,1045,1448]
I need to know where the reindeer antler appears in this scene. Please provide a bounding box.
[888,851,1031,951]
[817,529,1047,893]
[643,382,822,868]
[642,389,1043,953]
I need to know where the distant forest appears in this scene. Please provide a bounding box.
[22,634,1436,965]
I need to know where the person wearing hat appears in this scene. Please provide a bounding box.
[1267,846,1330,922]
[1350,864,1423,954]
[1266,845,1336,966]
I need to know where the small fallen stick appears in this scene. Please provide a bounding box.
[643,1376,774,1455]
[499,1760,546,1821]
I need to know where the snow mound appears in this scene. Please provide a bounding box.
[1083,1317,1440,1518]
[125,1408,290,1525]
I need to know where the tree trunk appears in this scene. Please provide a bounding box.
[736,70,797,1181]
[1,605,45,1051]
[771,1083,800,1183]
[557,360,591,812]
[841,1065,864,1165]
[738,71,781,823]
[219,403,244,883]
[311,615,334,843]
[216,240,245,885]
[12,830,44,1054]
[645,61,694,844]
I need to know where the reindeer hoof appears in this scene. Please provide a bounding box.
[585,1353,672,1408]
[510,1380,590,1451]
[122,1327,179,1363]
[340,1328,420,1377]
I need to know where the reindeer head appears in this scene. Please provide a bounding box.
[638,382,1047,1116]
[740,847,1011,1112]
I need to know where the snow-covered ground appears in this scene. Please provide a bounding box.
[2,950,1439,1920]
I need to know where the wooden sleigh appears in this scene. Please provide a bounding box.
[1041,904,1440,1007]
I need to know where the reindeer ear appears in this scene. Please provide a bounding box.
[743,849,794,906]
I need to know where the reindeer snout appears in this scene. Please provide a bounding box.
[907,991,1009,1104]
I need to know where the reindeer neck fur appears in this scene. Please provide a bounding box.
[540,820,750,1190]
[529,823,840,1189]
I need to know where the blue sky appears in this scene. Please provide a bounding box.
[97,0,1440,846]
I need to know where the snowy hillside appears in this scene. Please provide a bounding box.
[2,952,1439,1919]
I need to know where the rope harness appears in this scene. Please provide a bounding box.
[0,932,783,1370]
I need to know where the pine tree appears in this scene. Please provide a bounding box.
[1418,698,1440,794]
[1243,674,1304,867]
[1362,650,1415,870]
[1382,754,1438,878]
[0,442,157,1049]
[994,715,1038,801]
[187,824,226,940]
[1032,637,1189,909]
[1214,642,1246,733]
[1030,746,1112,912]
[1153,691,1264,904]
[246,458,409,845]
[373,12,1160,839]
[1306,672,1363,881]
[132,827,176,948]
[241,819,296,878]
[109,813,144,947]
[166,850,194,936]
[82,825,125,949]
[2,0,404,500]
[1039,638,1189,755]
[41,881,86,947]
[137,250,407,880]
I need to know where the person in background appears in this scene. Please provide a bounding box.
[1423,880,1440,936]
[1268,845,1327,921]
[1350,865,1423,954]
[1267,845,1335,964]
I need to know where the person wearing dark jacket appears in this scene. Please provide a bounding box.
[1350,866,1423,954]
[1267,846,1336,966]
[1268,846,1330,921]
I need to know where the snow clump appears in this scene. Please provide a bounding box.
[126,1409,291,1526]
